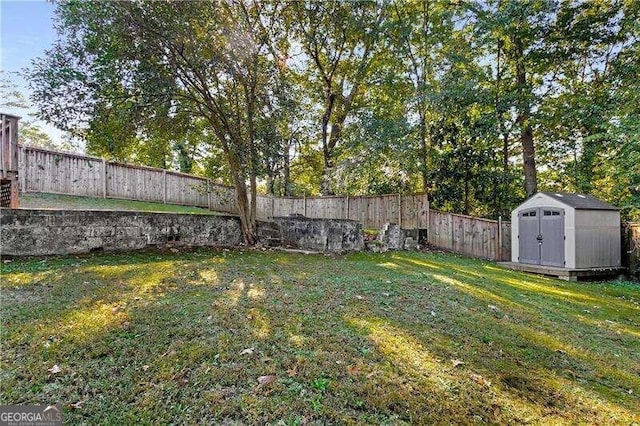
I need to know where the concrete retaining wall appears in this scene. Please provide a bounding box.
[0,210,363,256]
[273,216,363,252]
[0,209,243,256]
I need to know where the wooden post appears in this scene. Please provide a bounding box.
[207,179,212,211]
[19,145,26,192]
[415,195,419,237]
[271,195,275,219]
[9,178,19,208]
[345,195,350,220]
[102,158,107,198]
[303,194,307,217]
[0,115,5,179]
[398,193,402,228]
[426,194,430,242]
[498,215,503,261]
[163,170,167,204]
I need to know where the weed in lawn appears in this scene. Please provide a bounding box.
[312,377,330,392]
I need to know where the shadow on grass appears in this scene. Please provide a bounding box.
[1,249,638,423]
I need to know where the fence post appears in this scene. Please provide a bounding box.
[498,215,502,261]
[425,194,430,241]
[19,146,26,192]
[271,195,275,219]
[415,195,419,237]
[345,195,350,220]
[102,158,107,198]
[207,179,212,211]
[163,170,167,204]
[303,194,307,217]
[398,193,402,228]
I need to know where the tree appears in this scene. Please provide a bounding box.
[0,72,60,150]
[28,0,291,243]
[388,0,455,193]
[289,1,388,194]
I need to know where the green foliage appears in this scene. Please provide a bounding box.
[23,0,640,218]
[0,72,66,150]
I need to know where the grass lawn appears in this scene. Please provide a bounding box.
[1,249,638,424]
[19,192,217,215]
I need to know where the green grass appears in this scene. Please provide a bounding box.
[1,249,639,424]
[19,192,217,215]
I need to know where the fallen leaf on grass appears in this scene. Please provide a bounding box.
[240,347,255,356]
[470,373,491,387]
[257,375,276,387]
[347,365,361,376]
[451,359,464,368]
[173,372,188,386]
[142,365,150,371]
[48,365,61,374]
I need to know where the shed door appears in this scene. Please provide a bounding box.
[518,207,565,266]
[540,208,564,267]
[518,208,540,265]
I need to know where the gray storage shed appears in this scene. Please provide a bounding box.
[510,192,621,269]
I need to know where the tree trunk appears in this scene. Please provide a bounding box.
[283,142,292,196]
[502,133,509,173]
[464,154,471,215]
[209,117,257,245]
[320,162,333,196]
[514,40,537,197]
[419,113,429,192]
[320,92,335,196]
[519,120,537,196]
[231,170,256,245]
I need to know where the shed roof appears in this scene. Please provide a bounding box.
[537,191,618,211]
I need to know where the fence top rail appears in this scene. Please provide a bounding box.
[21,144,105,162]
[430,209,510,225]
[273,192,429,201]
[348,192,428,199]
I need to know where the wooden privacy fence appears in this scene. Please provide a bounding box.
[17,146,428,229]
[19,146,238,212]
[427,209,511,261]
[257,193,429,230]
